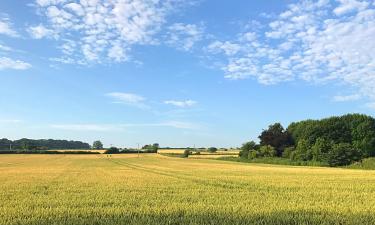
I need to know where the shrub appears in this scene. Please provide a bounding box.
[328,143,362,167]
[259,145,276,157]
[208,147,218,153]
[239,141,257,158]
[105,147,120,154]
[282,147,294,158]
[248,150,259,159]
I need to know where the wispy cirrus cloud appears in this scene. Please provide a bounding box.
[0,17,31,71]
[50,121,200,131]
[164,100,197,107]
[207,0,375,107]
[106,92,148,109]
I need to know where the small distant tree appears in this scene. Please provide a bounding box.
[239,141,257,158]
[208,147,218,153]
[92,140,103,149]
[183,149,190,158]
[259,145,276,157]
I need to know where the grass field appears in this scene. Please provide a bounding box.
[1,154,375,224]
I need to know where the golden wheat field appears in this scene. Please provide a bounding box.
[1,154,375,225]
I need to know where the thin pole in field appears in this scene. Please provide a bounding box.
[137,143,140,158]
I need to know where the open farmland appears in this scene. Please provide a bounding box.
[1,154,375,225]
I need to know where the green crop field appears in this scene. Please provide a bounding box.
[1,154,375,225]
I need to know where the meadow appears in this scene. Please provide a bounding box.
[1,154,375,225]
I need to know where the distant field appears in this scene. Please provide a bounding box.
[158,149,239,154]
[51,149,107,153]
[1,154,375,224]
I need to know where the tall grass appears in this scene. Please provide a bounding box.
[345,157,375,170]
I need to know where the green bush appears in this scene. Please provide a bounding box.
[282,147,294,158]
[328,143,362,167]
[239,141,257,158]
[259,145,276,157]
[248,150,259,159]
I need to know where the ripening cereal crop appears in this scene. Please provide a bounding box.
[1,154,375,225]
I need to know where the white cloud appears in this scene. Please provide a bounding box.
[0,44,12,52]
[0,18,18,37]
[334,0,369,15]
[207,41,241,56]
[32,0,192,64]
[107,92,145,103]
[164,100,197,107]
[208,0,375,105]
[166,23,205,51]
[0,57,32,70]
[106,92,148,109]
[333,94,361,102]
[28,24,56,39]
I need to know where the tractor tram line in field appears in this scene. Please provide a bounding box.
[102,156,245,190]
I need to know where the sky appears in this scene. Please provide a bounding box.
[0,0,374,148]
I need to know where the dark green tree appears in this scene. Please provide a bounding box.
[259,123,292,156]
[93,140,103,149]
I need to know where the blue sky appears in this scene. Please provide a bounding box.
[0,0,374,148]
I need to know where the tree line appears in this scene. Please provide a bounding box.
[240,114,375,166]
[0,138,90,150]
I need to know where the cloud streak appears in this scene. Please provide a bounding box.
[50,121,200,131]
[164,100,197,107]
[106,92,149,109]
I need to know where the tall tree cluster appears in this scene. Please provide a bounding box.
[240,114,375,166]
